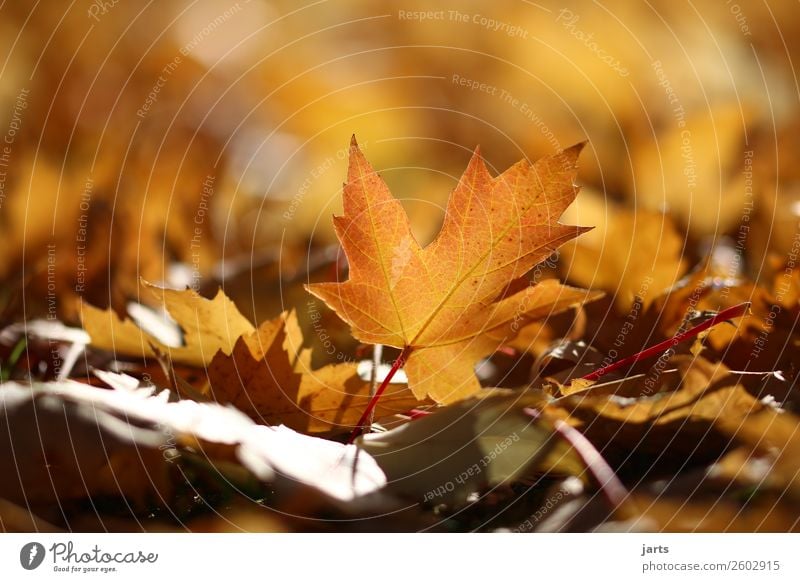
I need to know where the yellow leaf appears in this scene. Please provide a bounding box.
[81,283,255,367]
[559,190,688,310]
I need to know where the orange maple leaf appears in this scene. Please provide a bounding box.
[307,137,599,404]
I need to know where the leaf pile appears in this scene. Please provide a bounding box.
[2,135,800,533]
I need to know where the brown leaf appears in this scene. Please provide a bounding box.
[207,311,420,432]
[81,283,255,367]
[715,407,800,500]
[357,388,585,506]
[623,494,800,532]
[546,357,766,463]
[0,379,387,508]
[0,383,171,507]
[630,105,752,237]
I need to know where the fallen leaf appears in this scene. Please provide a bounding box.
[0,498,63,533]
[559,190,687,310]
[545,356,767,463]
[307,137,599,403]
[207,310,421,432]
[357,389,585,506]
[0,379,386,506]
[630,104,752,237]
[81,283,255,366]
[530,339,607,392]
[620,494,800,532]
[0,382,170,507]
[715,406,800,500]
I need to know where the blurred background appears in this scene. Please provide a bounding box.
[5,0,800,533]
[0,0,798,367]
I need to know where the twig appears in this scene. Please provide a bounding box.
[525,408,630,511]
[579,302,750,382]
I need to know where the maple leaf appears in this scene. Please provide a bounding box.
[307,137,600,404]
[81,283,255,367]
[82,286,419,432]
[207,310,421,432]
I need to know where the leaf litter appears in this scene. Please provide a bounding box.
[2,139,800,533]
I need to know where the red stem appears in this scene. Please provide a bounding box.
[525,407,629,510]
[349,303,750,435]
[579,301,750,382]
[348,346,412,443]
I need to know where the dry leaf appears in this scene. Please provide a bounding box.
[84,285,419,433]
[0,382,170,507]
[81,283,255,366]
[207,310,420,432]
[716,406,800,500]
[307,137,600,403]
[357,389,584,505]
[545,356,767,463]
[559,190,687,310]
[0,379,386,505]
[622,494,800,532]
[630,104,752,237]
